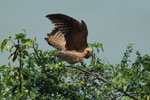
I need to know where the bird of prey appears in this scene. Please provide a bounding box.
[45,13,93,65]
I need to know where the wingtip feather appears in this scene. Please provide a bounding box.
[45,13,65,18]
[45,14,50,18]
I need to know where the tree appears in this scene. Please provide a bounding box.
[0,30,150,100]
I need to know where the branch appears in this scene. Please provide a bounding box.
[64,65,138,100]
[64,66,108,84]
[115,88,138,100]
[10,38,16,46]
[129,92,150,95]
[32,45,46,72]
[18,40,22,100]
[32,45,42,64]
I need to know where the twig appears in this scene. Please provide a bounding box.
[32,45,42,64]
[114,88,138,100]
[64,66,108,84]
[18,40,22,100]
[129,92,150,95]
[32,45,46,73]
[10,38,16,46]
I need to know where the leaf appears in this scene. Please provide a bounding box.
[6,45,14,52]
[12,85,18,95]
[98,43,103,48]
[123,85,127,91]
[87,88,94,93]
[15,33,26,40]
[89,42,104,52]
[1,39,10,53]
[22,29,26,33]
[0,65,8,71]
[32,37,36,43]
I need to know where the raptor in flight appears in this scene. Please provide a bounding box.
[45,13,93,65]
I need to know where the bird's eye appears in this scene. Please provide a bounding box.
[86,51,90,54]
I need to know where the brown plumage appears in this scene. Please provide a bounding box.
[45,13,93,64]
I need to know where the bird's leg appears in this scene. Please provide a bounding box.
[80,60,86,67]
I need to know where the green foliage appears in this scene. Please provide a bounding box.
[1,38,11,53]
[89,42,104,52]
[0,30,150,100]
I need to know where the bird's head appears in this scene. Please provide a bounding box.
[84,46,93,59]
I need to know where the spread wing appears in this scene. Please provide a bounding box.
[45,13,88,51]
[45,28,66,50]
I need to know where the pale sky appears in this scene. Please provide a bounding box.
[1,0,150,65]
